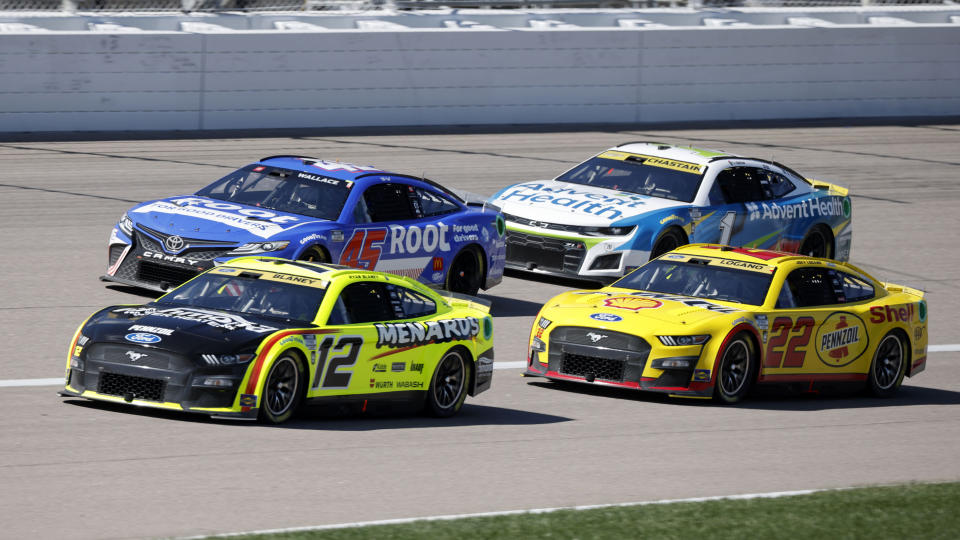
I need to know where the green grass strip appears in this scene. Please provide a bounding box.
[223,482,959,540]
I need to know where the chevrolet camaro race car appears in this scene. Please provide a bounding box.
[63,257,494,423]
[525,244,926,402]
[104,155,506,295]
[489,142,852,283]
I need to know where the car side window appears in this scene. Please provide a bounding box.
[764,171,796,199]
[838,271,875,303]
[714,167,768,203]
[777,268,840,308]
[330,282,397,324]
[362,183,419,222]
[391,285,437,318]
[416,187,460,217]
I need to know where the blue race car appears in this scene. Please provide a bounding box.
[104,155,506,295]
[487,142,852,284]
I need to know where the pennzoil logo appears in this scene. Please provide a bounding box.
[603,297,662,311]
[815,312,869,367]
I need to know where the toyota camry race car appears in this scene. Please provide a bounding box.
[64,257,494,423]
[526,244,926,402]
[105,155,506,295]
[489,142,852,283]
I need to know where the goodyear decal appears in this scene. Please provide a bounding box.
[597,151,703,174]
[815,312,869,367]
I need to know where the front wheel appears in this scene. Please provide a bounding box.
[426,349,469,417]
[714,334,756,404]
[868,332,906,398]
[799,226,832,259]
[298,245,330,263]
[258,354,304,424]
[446,248,484,296]
[651,228,686,260]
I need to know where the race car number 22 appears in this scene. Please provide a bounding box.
[764,316,814,368]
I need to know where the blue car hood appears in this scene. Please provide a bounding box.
[126,196,329,242]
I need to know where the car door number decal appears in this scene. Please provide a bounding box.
[340,229,386,269]
[764,316,815,368]
[718,210,737,245]
[311,335,363,390]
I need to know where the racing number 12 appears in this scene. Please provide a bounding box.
[764,316,814,368]
[311,336,362,390]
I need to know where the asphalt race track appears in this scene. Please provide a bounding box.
[1,123,959,539]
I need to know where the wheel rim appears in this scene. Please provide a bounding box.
[873,335,903,390]
[801,230,828,258]
[299,246,328,263]
[720,341,750,396]
[653,233,679,258]
[433,352,465,409]
[449,252,480,294]
[265,357,298,415]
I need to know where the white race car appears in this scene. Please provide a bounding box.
[487,142,853,283]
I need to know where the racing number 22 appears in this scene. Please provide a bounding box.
[311,335,362,390]
[764,317,814,368]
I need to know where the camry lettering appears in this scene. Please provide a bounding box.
[375,317,480,348]
[142,251,200,266]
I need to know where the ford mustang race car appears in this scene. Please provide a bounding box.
[104,155,506,295]
[489,142,852,283]
[64,257,494,423]
[525,244,926,402]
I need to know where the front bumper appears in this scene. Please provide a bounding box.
[524,327,713,398]
[504,226,645,283]
[62,343,257,419]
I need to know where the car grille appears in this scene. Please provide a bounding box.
[85,343,192,371]
[550,326,649,352]
[108,244,126,267]
[560,353,626,382]
[136,230,234,262]
[138,260,201,286]
[98,372,165,402]
[505,231,585,273]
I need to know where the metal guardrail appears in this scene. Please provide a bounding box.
[0,0,951,12]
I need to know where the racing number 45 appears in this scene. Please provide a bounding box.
[311,335,362,390]
[340,229,386,269]
[764,317,814,368]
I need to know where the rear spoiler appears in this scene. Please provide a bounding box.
[438,291,492,314]
[449,188,501,211]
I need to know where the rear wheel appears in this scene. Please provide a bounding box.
[714,334,756,404]
[446,248,483,296]
[259,354,304,424]
[426,349,469,417]
[298,245,330,263]
[799,225,833,259]
[651,228,685,259]
[868,332,906,398]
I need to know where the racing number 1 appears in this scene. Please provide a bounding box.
[311,336,362,390]
[764,316,814,368]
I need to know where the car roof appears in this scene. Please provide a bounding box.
[611,142,737,166]
[217,256,439,292]
[667,244,879,281]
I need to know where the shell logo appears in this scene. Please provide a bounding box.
[603,296,663,311]
[815,312,869,368]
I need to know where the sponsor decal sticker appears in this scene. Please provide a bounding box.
[391,362,405,372]
[124,332,161,344]
[128,325,174,336]
[631,291,741,313]
[114,306,278,333]
[603,297,663,311]
[868,303,916,325]
[239,394,257,407]
[693,369,711,382]
[815,312,869,367]
[374,317,480,348]
[590,312,622,322]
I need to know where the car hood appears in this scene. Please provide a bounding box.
[127,195,328,241]
[490,180,686,226]
[83,304,303,356]
[543,289,746,330]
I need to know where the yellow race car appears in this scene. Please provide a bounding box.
[61,257,494,423]
[526,244,927,402]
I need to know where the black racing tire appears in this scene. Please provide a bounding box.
[799,225,833,259]
[426,349,469,417]
[868,332,907,398]
[297,245,330,263]
[258,354,304,424]
[650,228,686,260]
[714,334,756,404]
[446,247,484,296]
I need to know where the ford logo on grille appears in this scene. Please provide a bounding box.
[125,332,161,344]
[164,235,185,252]
[589,313,622,322]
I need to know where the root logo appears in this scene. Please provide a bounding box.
[816,312,869,367]
[603,297,662,311]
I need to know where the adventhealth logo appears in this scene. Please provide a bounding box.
[497,183,654,220]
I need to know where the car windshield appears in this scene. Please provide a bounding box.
[613,260,773,306]
[196,166,352,220]
[158,272,326,324]
[556,155,704,202]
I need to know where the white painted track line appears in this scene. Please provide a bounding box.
[2,347,957,389]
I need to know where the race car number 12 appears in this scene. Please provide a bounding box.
[311,335,362,390]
